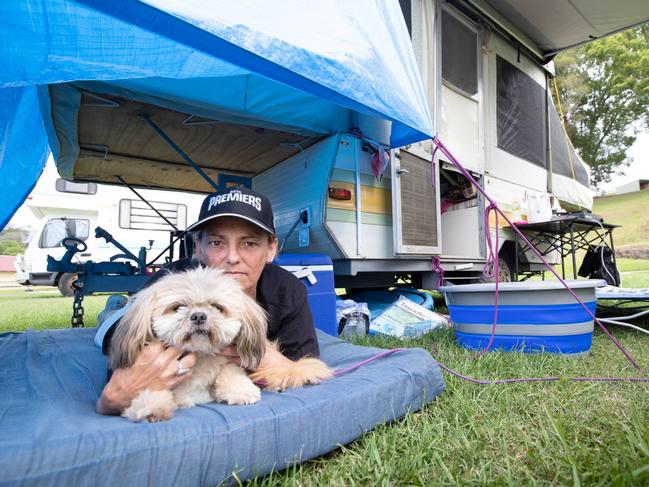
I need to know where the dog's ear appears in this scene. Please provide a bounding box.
[109,287,157,370]
[236,296,268,370]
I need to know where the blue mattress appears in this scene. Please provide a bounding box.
[0,328,444,486]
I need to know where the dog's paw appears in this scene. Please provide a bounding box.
[250,357,333,391]
[212,379,261,405]
[122,389,177,422]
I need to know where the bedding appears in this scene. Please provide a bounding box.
[0,328,444,486]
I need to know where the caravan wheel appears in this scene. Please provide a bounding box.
[58,273,78,297]
[479,257,514,283]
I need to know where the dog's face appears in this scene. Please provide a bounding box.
[109,267,267,370]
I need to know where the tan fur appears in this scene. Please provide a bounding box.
[235,295,267,370]
[110,266,332,422]
[249,358,333,391]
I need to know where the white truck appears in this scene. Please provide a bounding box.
[15,159,204,295]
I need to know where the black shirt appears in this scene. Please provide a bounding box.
[105,259,319,360]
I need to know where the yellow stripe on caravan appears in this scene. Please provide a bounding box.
[327,180,391,215]
[487,211,528,228]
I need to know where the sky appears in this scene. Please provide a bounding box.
[599,132,649,193]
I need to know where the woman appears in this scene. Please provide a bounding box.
[96,187,319,415]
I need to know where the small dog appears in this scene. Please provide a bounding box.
[110,266,332,422]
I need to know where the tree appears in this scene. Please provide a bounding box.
[0,240,24,256]
[553,26,649,188]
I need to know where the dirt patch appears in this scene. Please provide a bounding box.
[616,244,649,259]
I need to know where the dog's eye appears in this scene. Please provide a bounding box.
[211,303,224,312]
[173,305,185,312]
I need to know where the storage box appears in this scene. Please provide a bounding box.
[275,254,338,336]
[439,280,606,355]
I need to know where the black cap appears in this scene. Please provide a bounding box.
[187,187,275,235]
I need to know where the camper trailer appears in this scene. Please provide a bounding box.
[9,0,595,292]
[15,160,204,295]
[257,0,592,288]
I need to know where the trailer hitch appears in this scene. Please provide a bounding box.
[47,228,153,327]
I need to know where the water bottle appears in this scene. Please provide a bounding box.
[340,312,368,337]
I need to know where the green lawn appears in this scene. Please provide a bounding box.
[2,282,649,485]
[593,190,649,249]
[0,288,108,333]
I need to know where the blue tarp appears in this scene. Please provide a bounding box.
[0,0,433,231]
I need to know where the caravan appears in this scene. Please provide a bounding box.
[15,160,204,295]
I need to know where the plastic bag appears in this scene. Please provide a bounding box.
[336,299,370,337]
[370,296,449,339]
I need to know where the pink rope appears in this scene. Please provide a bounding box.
[435,360,649,385]
[431,136,643,371]
[475,203,500,358]
[431,256,445,288]
[333,349,404,377]
[329,348,649,386]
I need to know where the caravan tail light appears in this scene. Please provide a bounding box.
[328,187,352,200]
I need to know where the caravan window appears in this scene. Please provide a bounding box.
[39,218,90,248]
[496,56,547,168]
[441,10,478,97]
[55,178,98,195]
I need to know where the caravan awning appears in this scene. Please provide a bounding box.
[471,0,649,61]
[0,0,433,229]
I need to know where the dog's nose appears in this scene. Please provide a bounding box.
[190,311,207,325]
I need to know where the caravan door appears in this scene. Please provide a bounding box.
[436,5,485,261]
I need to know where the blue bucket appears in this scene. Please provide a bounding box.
[439,280,606,355]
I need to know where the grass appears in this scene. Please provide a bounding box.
[248,329,649,486]
[593,190,649,249]
[2,270,649,485]
[0,288,109,333]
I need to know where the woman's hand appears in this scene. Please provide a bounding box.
[218,343,293,370]
[96,341,197,415]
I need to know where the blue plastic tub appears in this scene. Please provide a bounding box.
[439,280,606,355]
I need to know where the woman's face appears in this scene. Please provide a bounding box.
[195,217,277,297]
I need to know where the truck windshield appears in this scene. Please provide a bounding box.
[39,218,90,248]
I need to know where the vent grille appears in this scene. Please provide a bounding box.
[399,152,438,247]
[119,199,187,231]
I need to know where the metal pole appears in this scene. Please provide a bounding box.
[569,223,577,279]
[354,137,362,257]
[137,112,220,191]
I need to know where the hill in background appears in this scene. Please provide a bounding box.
[593,190,649,258]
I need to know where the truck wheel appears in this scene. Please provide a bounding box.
[58,273,78,297]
